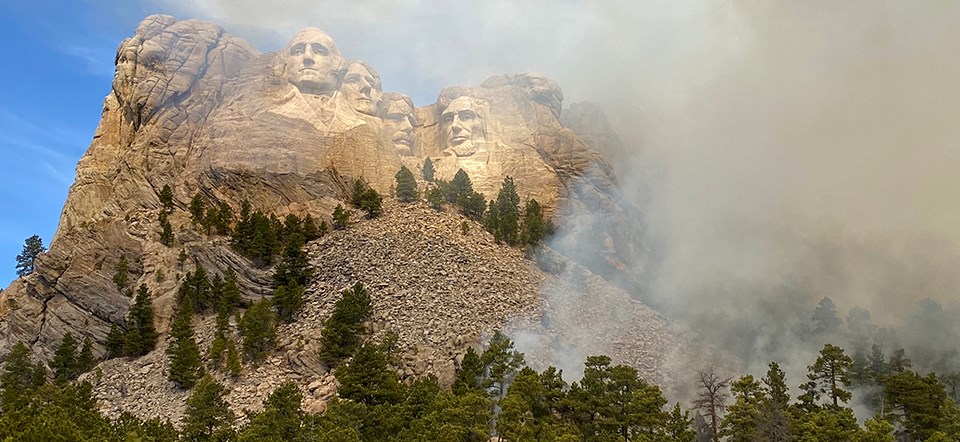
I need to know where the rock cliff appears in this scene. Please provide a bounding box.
[0,14,667,417]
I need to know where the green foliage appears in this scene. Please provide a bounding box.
[480,330,525,398]
[158,184,174,211]
[422,157,435,182]
[1,342,38,408]
[158,210,174,246]
[426,185,444,210]
[51,333,81,383]
[238,299,277,361]
[319,282,373,366]
[394,165,419,203]
[105,324,125,359]
[189,192,206,225]
[272,233,311,291]
[857,417,895,442]
[182,375,235,442]
[273,284,304,323]
[77,337,94,375]
[359,189,383,219]
[207,307,231,371]
[452,346,484,396]
[239,382,304,442]
[124,284,158,357]
[812,296,842,335]
[0,381,121,442]
[520,198,554,247]
[231,201,284,265]
[719,375,764,441]
[485,176,520,245]
[808,343,853,407]
[15,234,45,277]
[166,307,204,389]
[319,219,330,236]
[332,204,351,230]
[113,256,130,291]
[792,406,861,441]
[302,214,321,241]
[335,342,404,406]
[883,370,948,440]
[225,339,242,378]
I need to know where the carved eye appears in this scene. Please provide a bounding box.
[290,44,305,56]
[459,110,476,121]
[311,44,328,56]
[442,113,454,124]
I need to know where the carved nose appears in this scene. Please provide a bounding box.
[400,117,413,131]
[303,57,315,67]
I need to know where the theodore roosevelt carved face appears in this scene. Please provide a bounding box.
[282,28,343,95]
[379,93,416,155]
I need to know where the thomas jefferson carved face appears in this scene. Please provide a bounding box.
[282,28,343,95]
[379,93,415,155]
[341,61,382,115]
[440,96,486,149]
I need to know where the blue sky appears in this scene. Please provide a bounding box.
[0,1,160,286]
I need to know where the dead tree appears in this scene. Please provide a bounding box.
[692,364,732,442]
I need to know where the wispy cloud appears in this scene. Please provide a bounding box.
[60,44,116,78]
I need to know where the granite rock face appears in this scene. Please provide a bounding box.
[0,15,648,371]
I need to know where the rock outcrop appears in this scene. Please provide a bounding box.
[0,13,663,417]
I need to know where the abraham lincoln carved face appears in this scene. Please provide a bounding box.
[440,96,486,149]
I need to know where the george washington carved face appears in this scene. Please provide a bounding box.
[282,28,343,95]
[440,96,486,149]
[341,61,383,115]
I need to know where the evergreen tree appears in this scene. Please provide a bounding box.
[665,403,697,442]
[189,192,206,225]
[335,342,404,406]
[520,199,554,247]
[272,233,311,289]
[720,375,765,441]
[319,282,373,366]
[15,234,45,277]
[105,324,125,359]
[158,210,174,246]
[332,204,351,230]
[758,361,792,441]
[812,296,842,334]
[159,184,174,211]
[359,188,383,218]
[351,179,368,208]
[426,185,444,210]
[394,166,419,202]
[207,307,230,371]
[239,382,304,442]
[225,339,242,378]
[238,299,277,360]
[808,343,853,407]
[273,284,304,324]
[422,158,435,182]
[884,371,948,440]
[166,307,204,389]
[480,330,525,399]
[51,333,81,383]
[303,214,321,241]
[491,177,521,245]
[453,346,484,395]
[77,337,94,374]
[182,375,235,441]
[447,169,474,204]
[221,267,243,309]
[460,191,486,221]
[1,342,37,407]
[319,219,330,236]
[113,256,130,291]
[126,284,158,356]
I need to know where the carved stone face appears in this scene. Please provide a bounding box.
[380,94,415,155]
[440,96,486,149]
[516,72,563,119]
[283,28,343,95]
[341,61,382,115]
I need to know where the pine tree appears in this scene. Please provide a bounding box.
[158,210,174,246]
[808,343,853,408]
[812,297,842,334]
[126,284,158,356]
[453,346,484,395]
[426,185,444,210]
[351,179,368,208]
[105,324,125,358]
[1,342,37,407]
[239,382,305,442]
[182,375,235,441]
[520,199,553,246]
[221,267,243,309]
[159,184,174,211]
[422,158,435,182]
[359,188,383,218]
[720,375,764,441]
[207,307,230,370]
[166,307,204,389]
[113,256,129,291]
[303,214,321,241]
[51,333,80,383]
[77,337,94,374]
[318,219,330,236]
[319,282,373,366]
[273,284,304,323]
[334,342,404,406]
[395,166,419,202]
[238,299,277,360]
[480,330,525,399]
[225,339,242,378]
[332,204,351,230]
[15,235,45,277]
[492,177,521,245]
[189,192,206,225]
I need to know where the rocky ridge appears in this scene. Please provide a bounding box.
[87,199,692,425]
